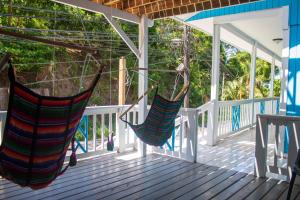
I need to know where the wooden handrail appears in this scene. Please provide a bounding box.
[0,28,98,54]
[119,86,156,119]
[119,82,189,119]
[173,82,189,101]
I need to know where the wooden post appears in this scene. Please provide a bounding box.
[183,25,190,108]
[119,57,126,105]
[207,24,220,146]
[138,15,148,157]
[116,57,126,153]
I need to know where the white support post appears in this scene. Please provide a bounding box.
[138,15,148,157]
[207,24,220,146]
[269,56,275,98]
[278,9,289,158]
[279,11,289,115]
[250,42,257,126]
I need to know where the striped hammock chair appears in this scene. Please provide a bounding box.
[0,61,103,189]
[122,87,187,146]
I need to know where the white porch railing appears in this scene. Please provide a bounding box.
[217,97,279,139]
[152,108,198,162]
[255,114,300,182]
[0,97,279,162]
[194,97,279,145]
[0,106,139,157]
[196,102,211,145]
[79,105,139,153]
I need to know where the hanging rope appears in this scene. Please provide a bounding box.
[79,54,91,92]
[51,8,57,96]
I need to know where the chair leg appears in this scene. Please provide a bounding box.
[287,172,297,200]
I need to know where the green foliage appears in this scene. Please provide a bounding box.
[0,1,280,107]
[75,119,110,141]
[223,51,281,100]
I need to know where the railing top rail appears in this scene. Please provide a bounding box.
[218,97,279,107]
[196,101,211,112]
[0,104,198,117]
[84,105,138,115]
[253,97,279,102]
[258,114,300,122]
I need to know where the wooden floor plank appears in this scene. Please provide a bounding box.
[4,155,167,200]
[39,157,180,200]
[0,152,121,189]
[0,154,155,195]
[212,175,255,200]
[101,163,207,200]
[0,154,155,198]
[194,172,248,200]
[127,165,219,200]
[0,152,152,192]
[278,184,300,200]
[0,153,292,200]
[244,179,278,200]
[262,181,289,200]
[227,177,267,200]
[157,167,231,200]
[0,155,134,196]
[175,170,239,200]
[95,162,200,200]
[61,158,186,200]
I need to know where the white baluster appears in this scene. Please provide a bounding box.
[93,114,96,152]
[101,114,105,150]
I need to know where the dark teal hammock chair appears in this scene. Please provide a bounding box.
[121,87,188,146]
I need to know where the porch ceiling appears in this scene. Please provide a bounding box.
[175,7,285,67]
[90,0,260,19]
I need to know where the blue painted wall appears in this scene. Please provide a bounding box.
[287,0,300,116]
[284,0,300,152]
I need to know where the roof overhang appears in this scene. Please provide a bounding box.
[174,4,289,67]
[53,0,261,20]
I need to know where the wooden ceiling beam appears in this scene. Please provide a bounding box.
[121,0,160,10]
[127,0,260,19]
[104,0,121,6]
[91,0,121,6]
[78,0,260,19]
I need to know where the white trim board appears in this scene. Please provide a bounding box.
[52,0,141,24]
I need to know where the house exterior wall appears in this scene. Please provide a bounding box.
[287,0,300,116]
[186,0,300,118]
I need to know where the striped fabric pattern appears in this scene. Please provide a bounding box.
[0,66,100,189]
[125,88,185,146]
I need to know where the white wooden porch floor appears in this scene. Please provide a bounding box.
[197,129,276,175]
